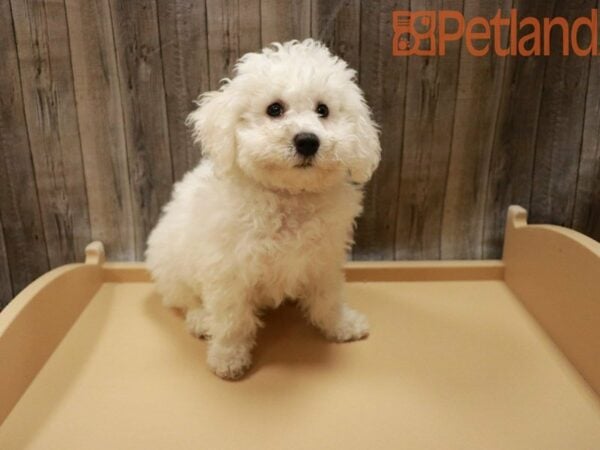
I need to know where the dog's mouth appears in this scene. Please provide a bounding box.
[294,158,314,169]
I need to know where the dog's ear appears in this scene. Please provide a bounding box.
[348,100,381,184]
[186,83,242,174]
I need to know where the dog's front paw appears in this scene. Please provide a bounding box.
[207,342,252,380]
[323,306,370,343]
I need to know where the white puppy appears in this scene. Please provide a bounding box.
[146,39,381,379]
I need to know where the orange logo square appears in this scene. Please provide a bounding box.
[392,11,437,56]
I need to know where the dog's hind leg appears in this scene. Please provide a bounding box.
[156,278,199,310]
[155,277,209,338]
[185,307,211,338]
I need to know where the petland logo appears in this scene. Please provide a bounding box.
[393,9,599,56]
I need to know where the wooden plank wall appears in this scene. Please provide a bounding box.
[1,0,599,306]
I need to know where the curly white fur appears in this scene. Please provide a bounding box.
[146,39,381,379]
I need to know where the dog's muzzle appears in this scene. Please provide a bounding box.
[294,132,320,157]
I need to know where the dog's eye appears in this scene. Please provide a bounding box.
[316,103,329,118]
[266,102,284,118]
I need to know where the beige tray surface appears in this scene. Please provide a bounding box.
[0,206,599,449]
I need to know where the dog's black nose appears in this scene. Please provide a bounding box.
[294,132,320,157]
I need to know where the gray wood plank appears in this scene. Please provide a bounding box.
[573,3,600,243]
[0,218,13,309]
[482,0,557,258]
[0,0,49,295]
[311,0,360,71]
[10,0,91,266]
[205,0,261,88]
[157,0,210,181]
[394,0,463,260]
[353,0,409,260]
[530,0,596,228]
[64,0,135,261]
[261,0,311,46]
[110,0,174,258]
[440,0,512,259]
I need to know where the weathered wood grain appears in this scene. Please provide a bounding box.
[353,0,409,260]
[3,0,600,309]
[311,0,360,71]
[10,0,91,266]
[0,0,49,295]
[482,0,557,258]
[205,0,261,88]
[573,2,600,242]
[394,0,463,260]
[530,0,596,227]
[64,0,135,261]
[157,0,210,181]
[0,218,13,309]
[261,0,311,46]
[110,0,174,258]
[440,0,512,259]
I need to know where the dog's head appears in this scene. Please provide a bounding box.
[187,39,381,193]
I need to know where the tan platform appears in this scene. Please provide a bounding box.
[1,206,599,449]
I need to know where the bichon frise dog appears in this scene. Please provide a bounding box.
[146,39,381,379]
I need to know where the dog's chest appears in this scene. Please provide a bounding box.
[247,193,349,269]
[268,200,335,251]
[228,185,361,301]
[247,199,342,300]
